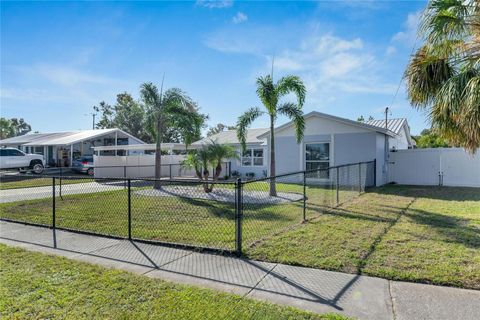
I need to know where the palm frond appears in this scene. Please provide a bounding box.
[275,75,306,107]
[140,82,161,111]
[256,75,276,115]
[236,107,264,152]
[405,45,455,108]
[277,102,305,143]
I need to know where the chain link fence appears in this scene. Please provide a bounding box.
[1,160,375,254]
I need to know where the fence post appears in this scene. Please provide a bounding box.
[358,162,362,194]
[169,164,172,180]
[59,176,62,199]
[303,171,306,222]
[123,166,127,189]
[336,166,339,206]
[235,178,243,255]
[52,177,56,229]
[128,179,132,240]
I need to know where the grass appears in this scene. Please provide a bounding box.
[3,179,476,289]
[0,181,335,250]
[0,244,347,320]
[0,176,93,190]
[248,185,480,289]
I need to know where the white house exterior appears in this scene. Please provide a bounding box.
[366,118,415,150]
[192,128,270,178]
[0,128,144,167]
[194,112,413,186]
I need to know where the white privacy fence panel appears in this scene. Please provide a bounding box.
[93,155,193,178]
[388,148,480,187]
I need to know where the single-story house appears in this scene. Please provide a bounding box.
[193,111,414,186]
[0,128,144,167]
[365,118,415,150]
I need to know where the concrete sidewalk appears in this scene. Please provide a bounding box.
[1,221,478,320]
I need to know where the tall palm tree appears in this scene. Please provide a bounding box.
[140,82,202,189]
[237,75,306,196]
[405,0,479,152]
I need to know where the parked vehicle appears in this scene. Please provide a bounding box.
[0,147,45,174]
[72,156,94,175]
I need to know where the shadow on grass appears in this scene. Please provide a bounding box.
[403,207,480,249]
[369,184,480,201]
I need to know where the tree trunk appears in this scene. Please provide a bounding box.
[154,117,162,189]
[269,115,277,196]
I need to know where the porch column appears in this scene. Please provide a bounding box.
[115,131,118,156]
[70,145,73,167]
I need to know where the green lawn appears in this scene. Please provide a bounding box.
[0,181,338,250]
[0,245,347,320]
[248,185,480,290]
[3,181,475,289]
[0,176,93,190]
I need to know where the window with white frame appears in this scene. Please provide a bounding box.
[241,148,264,166]
[305,143,330,178]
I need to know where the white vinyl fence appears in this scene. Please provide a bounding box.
[388,148,480,187]
[93,154,196,178]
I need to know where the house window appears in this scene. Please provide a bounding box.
[241,148,264,166]
[305,143,330,178]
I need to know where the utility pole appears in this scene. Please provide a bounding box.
[84,112,97,130]
[384,107,389,131]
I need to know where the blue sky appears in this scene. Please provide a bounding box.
[1,0,429,135]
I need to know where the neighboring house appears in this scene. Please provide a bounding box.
[192,128,270,178]
[365,118,415,150]
[0,128,144,167]
[193,111,414,186]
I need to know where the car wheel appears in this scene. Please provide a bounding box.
[32,163,44,174]
[87,168,94,176]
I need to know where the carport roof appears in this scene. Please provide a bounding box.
[0,129,144,146]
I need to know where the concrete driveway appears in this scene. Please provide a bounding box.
[0,181,125,203]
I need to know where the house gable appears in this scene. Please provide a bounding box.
[272,112,383,138]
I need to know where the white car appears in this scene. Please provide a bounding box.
[0,148,45,174]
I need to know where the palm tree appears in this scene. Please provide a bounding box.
[140,82,203,189]
[237,74,306,196]
[404,0,479,152]
[182,141,238,193]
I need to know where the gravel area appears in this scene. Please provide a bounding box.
[135,186,303,204]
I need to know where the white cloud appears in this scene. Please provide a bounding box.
[22,64,112,87]
[386,45,396,55]
[2,64,130,106]
[270,35,381,93]
[232,12,247,24]
[196,0,233,9]
[392,10,422,45]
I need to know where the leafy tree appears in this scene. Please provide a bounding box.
[237,74,306,196]
[141,83,206,188]
[0,118,15,140]
[0,118,31,139]
[93,102,116,129]
[94,90,206,146]
[182,141,238,193]
[113,93,150,142]
[207,123,237,137]
[413,128,451,148]
[404,0,479,152]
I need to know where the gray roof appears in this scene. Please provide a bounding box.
[365,118,407,135]
[257,111,396,139]
[0,129,144,146]
[193,128,269,146]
